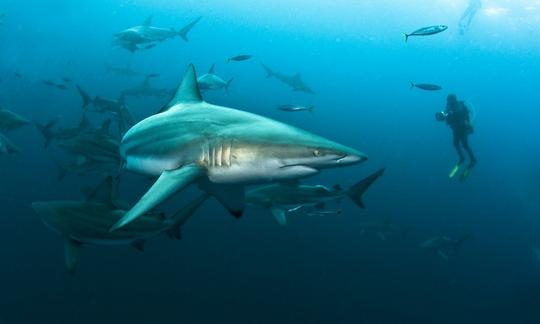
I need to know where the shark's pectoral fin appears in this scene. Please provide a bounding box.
[110,164,203,231]
[131,239,146,252]
[270,206,287,226]
[198,180,244,218]
[64,238,82,273]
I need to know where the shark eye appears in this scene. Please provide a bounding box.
[313,149,321,157]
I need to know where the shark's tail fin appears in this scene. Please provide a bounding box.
[409,81,415,89]
[34,120,57,148]
[178,16,202,42]
[76,85,92,110]
[308,106,315,113]
[261,63,274,78]
[403,33,409,42]
[346,168,385,208]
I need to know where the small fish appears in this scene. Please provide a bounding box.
[277,104,314,112]
[55,84,68,90]
[227,54,253,62]
[410,81,442,91]
[62,77,72,83]
[403,25,448,42]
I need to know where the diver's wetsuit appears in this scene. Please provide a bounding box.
[445,101,476,164]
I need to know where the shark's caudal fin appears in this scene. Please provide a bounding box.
[178,16,202,42]
[64,238,82,273]
[110,164,203,231]
[346,168,385,208]
[409,81,415,89]
[261,63,274,78]
[403,33,409,42]
[34,120,57,148]
[167,194,209,240]
[76,85,93,109]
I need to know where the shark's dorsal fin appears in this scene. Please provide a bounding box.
[208,63,215,74]
[142,15,153,27]
[84,176,117,207]
[166,64,203,109]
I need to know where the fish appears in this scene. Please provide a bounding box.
[113,16,202,52]
[121,75,174,98]
[35,115,92,148]
[277,104,314,113]
[227,55,253,62]
[261,63,314,93]
[110,64,367,231]
[0,133,19,155]
[42,80,56,86]
[197,64,233,91]
[62,77,72,83]
[55,84,68,90]
[409,81,442,91]
[31,176,208,272]
[56,131,121,168]
[0,107,30,132]
[246,168,384,225]
[403,25,448,42]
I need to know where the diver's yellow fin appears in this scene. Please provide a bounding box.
[449,164,461,178]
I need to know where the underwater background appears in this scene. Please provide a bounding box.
[1,0,540,323]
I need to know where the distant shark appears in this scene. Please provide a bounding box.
[246,168,384,225]
[0,107,29,133]
[110,64,366,231]
[32,177,208,272]
[121,75,174,98]
[197,64,233,92]
[113,16,202,52]
[419,235,470,261]
[261,63,314,93]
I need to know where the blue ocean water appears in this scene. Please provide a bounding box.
[1,0,540,323]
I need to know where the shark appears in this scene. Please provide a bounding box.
[419,235,470,261]
[246,168,384,225]
[121,75,174,98]
[261,63,314,93]
[110,64,367,231]
[197,64,233,91]
[0,107,30,133]
[35,115,92,148]
[113,16,202,52]
[32,177,209,272]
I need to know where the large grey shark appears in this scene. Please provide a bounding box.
[197,64,233,91]
[113,16,202,52]
[121,75,174,98]
[110,64,366,231]
[246,168,384,225]
[261,63,314,93]
[0,107,30,132]
[32,177,209,272]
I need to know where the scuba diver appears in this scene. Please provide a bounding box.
[435,94,476,181]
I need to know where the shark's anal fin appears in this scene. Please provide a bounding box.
[110,164,203,231]
[270,206,287,226]
[198,180,244,218]
[64,238,82,273]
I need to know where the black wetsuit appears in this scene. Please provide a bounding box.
[445,101,476,164]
